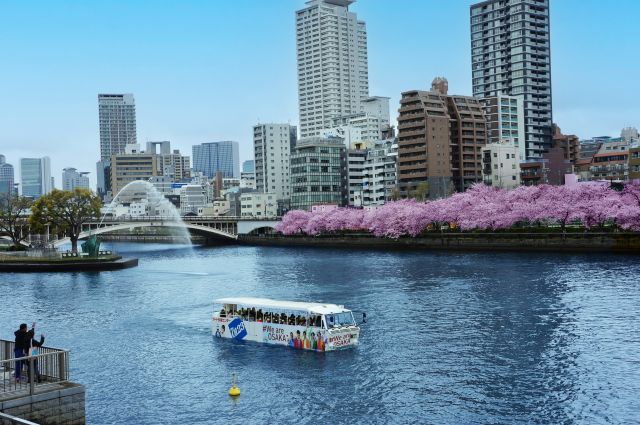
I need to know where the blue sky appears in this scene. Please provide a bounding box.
[1,0,638,189]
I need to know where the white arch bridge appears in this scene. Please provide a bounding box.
[51,216,279,247]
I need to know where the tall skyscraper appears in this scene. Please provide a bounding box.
[98,94,137,161]
[296,0,369,138]
[0,155,15,196]
[97,93,137,198]
[470,0,552,159]
[253,124,297,202]
[20,157,52,199]
[192,141,240,179]
[62,168,90,191]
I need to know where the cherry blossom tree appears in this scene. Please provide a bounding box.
[276,182,640,237]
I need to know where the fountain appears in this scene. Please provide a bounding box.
[100,180,192,245]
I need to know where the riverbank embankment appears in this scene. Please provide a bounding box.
[238,232,640,253]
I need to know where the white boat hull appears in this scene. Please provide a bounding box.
[212,316,359,351]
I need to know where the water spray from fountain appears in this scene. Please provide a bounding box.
[100,180,192,245]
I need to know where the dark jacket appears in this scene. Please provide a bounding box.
[14,328,35,352]
[31,336,45,349]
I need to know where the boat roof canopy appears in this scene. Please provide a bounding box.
[215,297,351,315]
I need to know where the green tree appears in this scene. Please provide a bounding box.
[0,193,32,248]
[30,189,102,252]
[410,182,429,202]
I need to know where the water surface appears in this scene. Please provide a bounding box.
[1,244,638,424]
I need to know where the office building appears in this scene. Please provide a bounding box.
[62,168,90,191]
[253,124,297,202]
[240,192,278,218]
[290,136,348,210]
[192,141,240,179]
[296,0,369,138]
[110,145,159,195]
[0,155,15,196]
[470,0,552,159]
[480,94,525,160]
[396,78,487,199]
[180,184,210,215]
[242,160,255,173]
[481,141,521,189]
[20,157,52,199]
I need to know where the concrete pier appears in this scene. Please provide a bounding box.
[1,340,85,425]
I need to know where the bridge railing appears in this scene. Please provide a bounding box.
[0,340,69,397]
[86,216,281,223]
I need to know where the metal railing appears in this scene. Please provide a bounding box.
[0,340,69,397]
[0,411,40,425]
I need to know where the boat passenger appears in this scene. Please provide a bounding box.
[272,314,279,325]
[289,314,295,325]
[315,316,321,327]
[281,313,287,324]
[219,308,226,318]
[257,309,263,322]
[250,308,256,321]
[294,330,302,349]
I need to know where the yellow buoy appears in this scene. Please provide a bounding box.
[228,373,240,397]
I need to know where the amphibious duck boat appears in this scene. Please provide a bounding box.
[212,297,360,351]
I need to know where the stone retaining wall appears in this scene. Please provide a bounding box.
[0,384,85,425]
[238,232,640,253]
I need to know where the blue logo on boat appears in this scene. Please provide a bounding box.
[228,318,247,340]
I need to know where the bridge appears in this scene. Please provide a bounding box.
[50,216,279,247]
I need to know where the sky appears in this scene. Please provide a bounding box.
[0,0,638,190]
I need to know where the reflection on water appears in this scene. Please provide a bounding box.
[1,243,639,424]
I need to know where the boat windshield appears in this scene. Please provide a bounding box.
[324,312,355,328]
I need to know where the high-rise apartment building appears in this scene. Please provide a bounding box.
[470,0,552,159]
[62,168,90,191]
[192,141,240,179]
[296,0,369,138]
[480,94,525,160]
[97,93,137,198]
[20,157,52,199]
[253,124,297,202]
[396,78,487,199]
[0,155,15,196]
[98,94,137,161]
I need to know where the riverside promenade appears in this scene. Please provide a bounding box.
[0,340,85,425]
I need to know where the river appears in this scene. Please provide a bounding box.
[1,243,639,424]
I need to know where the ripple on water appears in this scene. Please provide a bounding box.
[0,245,639,425]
